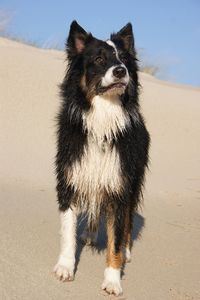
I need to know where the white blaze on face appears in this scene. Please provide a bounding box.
[101,65,118,87]
[100,40,129,89]
[106,40,121,60]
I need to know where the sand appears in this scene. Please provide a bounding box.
[0,37,200,300]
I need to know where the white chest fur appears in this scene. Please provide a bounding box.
[84,95,130,144]
[65,95,130,220]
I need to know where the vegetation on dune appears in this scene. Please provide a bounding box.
[0,9,12,32]
[139,63,160,76]
[0,9,160,75]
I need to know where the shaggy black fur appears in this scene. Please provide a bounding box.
[55,21,150,252]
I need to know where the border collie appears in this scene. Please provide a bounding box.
[54,20,150,296]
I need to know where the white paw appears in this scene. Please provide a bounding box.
[53,257,74,281]
[102,279,123,296]
[101,267,122,296]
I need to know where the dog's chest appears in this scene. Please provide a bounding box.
[66,95,129,196]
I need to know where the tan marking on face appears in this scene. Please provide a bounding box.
[80,74,96,101]
[86,84,96,101]
[80,74,87,92]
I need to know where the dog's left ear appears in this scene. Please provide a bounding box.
[67,20,92,55]
[112,23,134,51]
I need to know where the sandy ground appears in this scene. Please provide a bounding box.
[0,37,200,300]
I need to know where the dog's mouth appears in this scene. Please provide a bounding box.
[97,82,127,94]
[106,82,126,90]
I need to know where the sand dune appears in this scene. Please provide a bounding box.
[0,37,200,300]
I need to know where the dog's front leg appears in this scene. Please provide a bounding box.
[54,207,77,281]
[102,208,125,296]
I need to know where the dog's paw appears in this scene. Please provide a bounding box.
[53,258,74,282]
[101,267,122,296]
[102,279,123,296]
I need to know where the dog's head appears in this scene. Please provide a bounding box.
[66,21,137,100]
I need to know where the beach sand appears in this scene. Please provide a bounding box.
[0,37,200,300]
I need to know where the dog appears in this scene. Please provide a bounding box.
[54,20,150,296]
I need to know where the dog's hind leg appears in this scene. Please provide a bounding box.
[54,207,77,281]
[123,206,133,263]
[80,225,98,246]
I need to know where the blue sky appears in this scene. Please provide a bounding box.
[1,0,200,87]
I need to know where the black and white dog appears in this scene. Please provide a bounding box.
[54,20,150,296]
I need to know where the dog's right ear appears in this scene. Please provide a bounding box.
[67,20,92,55]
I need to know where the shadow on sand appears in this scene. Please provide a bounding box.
[74,213,145,274]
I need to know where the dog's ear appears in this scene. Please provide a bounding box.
[111,23,134,51]
[67,20,92,55]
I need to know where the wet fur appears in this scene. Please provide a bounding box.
[55,21,150,251]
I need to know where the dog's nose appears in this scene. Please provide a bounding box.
[113,66,126,79]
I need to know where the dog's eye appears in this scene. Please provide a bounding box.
[95,56,104,64]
